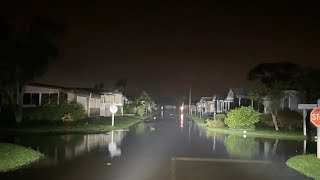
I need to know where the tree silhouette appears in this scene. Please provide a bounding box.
[0,17,61,123]
[247,62,302,88]
[247,62,302,130]
[114,78,128,94]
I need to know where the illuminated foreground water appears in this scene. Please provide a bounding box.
[0,112,312,180]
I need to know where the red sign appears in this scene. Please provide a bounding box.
[311,108,320,127]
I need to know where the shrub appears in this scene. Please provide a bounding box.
[224,136,259,158]
[225,106,260,129]
[215,114,226,121]
[257,113,274,128]
[277,109,303,130]
[206,119,225,128]
[136,105,145,117]
[23,102,86,123]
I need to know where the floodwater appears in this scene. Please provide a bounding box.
[0,111,313,180]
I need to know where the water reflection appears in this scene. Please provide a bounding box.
[224,136,259,158]
[7,130,127,166]
[204,128,306,161]
[108,131,121,158]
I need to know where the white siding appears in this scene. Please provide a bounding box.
[77,96,87,111]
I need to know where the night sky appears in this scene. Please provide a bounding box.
[1,1,320,101]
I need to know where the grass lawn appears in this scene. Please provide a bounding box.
[187,114,306,140]
[0,143,44,173]
[286,154,320,179]
[0,115,153,135]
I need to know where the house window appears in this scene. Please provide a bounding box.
[42,94,50,105]
[23,93,31,105]
[60,93,68,104]
[50,94,58,105]
[31,94,40,105]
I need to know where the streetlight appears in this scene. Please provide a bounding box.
[180,105,184,113]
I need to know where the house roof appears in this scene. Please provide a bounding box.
[200,97,213,102]
[212,94,224,100]
[29,83,102,98]
[31,83,68,91]
[225,88,249,100]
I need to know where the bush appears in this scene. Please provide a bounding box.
[257,113,274,128]
[215,114,226,121]
[23,102,86,123]
[225,106,260,129]
[136,105,145,117]
[277,109,303,130]
[206,119,225,128]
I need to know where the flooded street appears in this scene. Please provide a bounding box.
[0,112,312,180]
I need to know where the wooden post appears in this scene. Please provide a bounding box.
[39,93,42,106]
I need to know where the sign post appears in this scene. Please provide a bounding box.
[299,104,318,136]
[310,100,320,158]
[110,104,118,126]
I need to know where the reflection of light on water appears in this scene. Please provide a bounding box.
[108,131,121,158]
[180,114,184,128]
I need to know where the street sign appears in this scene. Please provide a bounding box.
[311,108,320,127]
[110,105,118,126]
[110,104,118,114]
[298,104,317,110]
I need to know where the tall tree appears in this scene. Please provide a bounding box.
[139,90,153,114]
[93,82,104,92]
[297,67,320,103]
[114,78,128,93]
[247,62,302,88]
[249,82,287,131]
[247,62,302,131]
[0,17,61,123]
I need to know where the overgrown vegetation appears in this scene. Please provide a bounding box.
[0,143,44,173]
[225,106,260,129]
[257,109,303,130]
[286,154,320,179]
[206,119,224,128]
[188,115,305,140]
[277,109,303,130]
[215,114,226,121]
[23,102,86,124]
[137,106,145,117]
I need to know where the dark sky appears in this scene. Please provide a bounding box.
[1,1,320,101]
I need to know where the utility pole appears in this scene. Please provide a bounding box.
[188,85,192,115]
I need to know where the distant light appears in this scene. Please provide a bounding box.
[153,117,156,119]
[180,114,184,128]
[243,130,247,134]
[106,162,112,166]
[180,106,184,112]
[243,135,247,138]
